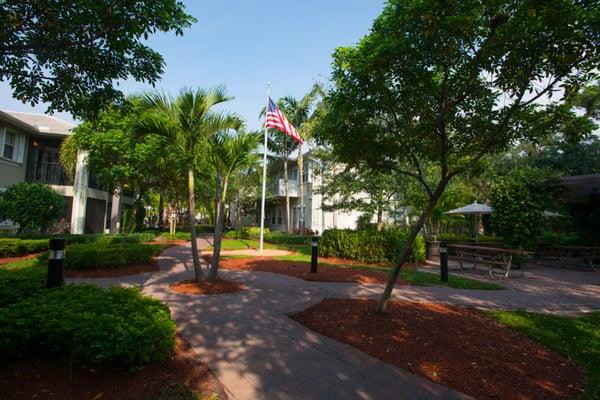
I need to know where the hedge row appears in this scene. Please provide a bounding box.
[0,238,50,257]
[319,229,426,264]
[223,227,311,245]
[434,233,500,243]
[58,243,162,271]
[0,259,46,308]
[0,284,175,366]
[0,232,160,257]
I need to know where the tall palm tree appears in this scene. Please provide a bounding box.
[139,86,243,282]
[276,84,324,231]
[267,132,296,232]
[208,131,260,280]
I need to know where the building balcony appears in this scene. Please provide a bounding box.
[271,178,298,197]
[26,161,73,186]
[25,161,104,190]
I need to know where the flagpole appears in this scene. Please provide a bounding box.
[259,82,271,253]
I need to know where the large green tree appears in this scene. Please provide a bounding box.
[0,0,194,118]
[139,87,243,282]
[317,0,599,312]
[208,131,259,280]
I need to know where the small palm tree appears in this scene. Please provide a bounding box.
[208,131,260,280]
[139,86,243,282]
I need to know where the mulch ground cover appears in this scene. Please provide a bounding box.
[0,334,228,400]
[170,279,245,295]
[214,256,406,284]
[290,299,586,400]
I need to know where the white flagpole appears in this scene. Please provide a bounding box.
[259,83,271,253]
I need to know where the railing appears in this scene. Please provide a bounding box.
[270,178,298,197]
[25,162,105,190]
[25,162,73,186]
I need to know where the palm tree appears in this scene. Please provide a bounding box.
[267,133,296,232]
[276,84,324,232]
[139,86,243,282]
[208,131,260,280]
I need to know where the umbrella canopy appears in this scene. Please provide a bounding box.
[444,202,493,215]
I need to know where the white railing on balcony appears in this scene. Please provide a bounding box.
[270,178,298,197]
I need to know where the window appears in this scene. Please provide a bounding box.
[277,208,282,225]
[3,131,15,159]
[302,162,309,183]
[0,128,24,163]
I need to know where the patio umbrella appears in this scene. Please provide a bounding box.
[444,202,493,242]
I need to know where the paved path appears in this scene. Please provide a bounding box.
[69,239,600,400]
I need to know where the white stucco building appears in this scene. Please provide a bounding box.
[263,151,362,233]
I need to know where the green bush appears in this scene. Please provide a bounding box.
[0,238,49,257]
[0,259,46,307]
[51,243,162,270]
[0,182,64,233]
[223,227,269,240]
[264,231,311,245]
[0,284,176,365]
[319,228,426,263]
[538,231,582,246]
[159,232,191,241]
[435,233,500,244]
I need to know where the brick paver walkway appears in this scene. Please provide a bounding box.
[70,239,600,400]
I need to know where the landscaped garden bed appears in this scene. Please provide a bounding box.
[0,333,226,400]
[290,299,587,400]
[211,254,502,290]
[170,279,245,295]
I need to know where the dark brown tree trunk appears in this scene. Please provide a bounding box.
[188,169,203,282]
[376,179,449,313]
[158,193,164,228]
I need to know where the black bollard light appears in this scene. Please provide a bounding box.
[440,240,448,282]
[311,233,319,273]
[47,238,65,288]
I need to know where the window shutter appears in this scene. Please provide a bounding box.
[0,128,5,151]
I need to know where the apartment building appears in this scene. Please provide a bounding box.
[0,110,132,233]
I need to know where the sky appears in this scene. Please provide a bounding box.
[0,0,386,130]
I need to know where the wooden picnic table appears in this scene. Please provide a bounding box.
[535,245,600,269]
[448,244,533,280]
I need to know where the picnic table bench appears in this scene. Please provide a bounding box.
[448,244,533,280]
[535,245,599,269]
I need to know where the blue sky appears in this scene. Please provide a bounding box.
[0,0,385,130]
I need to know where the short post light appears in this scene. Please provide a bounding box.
[440,240,448,282]
[47,238,65,288]
[311,231,319,274]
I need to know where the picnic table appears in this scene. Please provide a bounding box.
[535,245,600,269]
[448,244,533,280]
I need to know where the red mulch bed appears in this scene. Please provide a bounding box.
[0,253,41,265]
[170,279,245,295]
[0,334,227,400]
[290,299,586,400]
[215,256,405,284]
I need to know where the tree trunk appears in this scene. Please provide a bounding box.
[209,176,228,282]
[158,193,164,228]
[298,148,304,232]
[376,206,384,231]
[376,179,449,313]
[188,168,203,282]
[284,158,290,232]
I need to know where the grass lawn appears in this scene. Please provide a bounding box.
[488,310,600,399]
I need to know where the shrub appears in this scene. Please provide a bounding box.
[0,183,64,233]
[0,284,176,365]
[490,168,559,248]
[0,259,46,307]
[538,231,582,246]
[159,232,191,241]
[223,227,269,240]
[264,231,311,245]
[0,238,49,257]
[319,228,426,263]
[435,233,500,244]
[47,243,162,271]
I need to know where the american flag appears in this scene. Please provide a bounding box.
[265,97,303,144]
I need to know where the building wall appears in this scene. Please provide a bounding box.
[0,128,28,189]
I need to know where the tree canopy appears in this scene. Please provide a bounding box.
[317,0,600,312]
[0,0,195,118]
